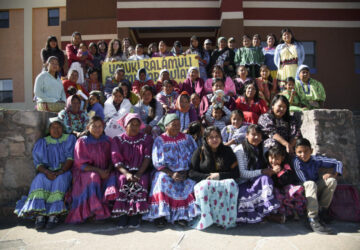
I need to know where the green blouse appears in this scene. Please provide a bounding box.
[234,46,264,66]
[295,78,326,109]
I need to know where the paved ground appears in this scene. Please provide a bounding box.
[0,216,359,250]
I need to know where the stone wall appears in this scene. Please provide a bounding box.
[0,109,359,210]
[300,110,360,186]
[0,109,56,209]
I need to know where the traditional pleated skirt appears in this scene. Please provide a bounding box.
[274,184,307,216]
[237,175,280,223]
[15,172,72,217]
[142,171,197,223]
[191,179,239,230]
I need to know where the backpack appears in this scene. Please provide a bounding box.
[329,184,360,222]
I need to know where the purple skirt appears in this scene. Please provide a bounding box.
[237,175,280,223]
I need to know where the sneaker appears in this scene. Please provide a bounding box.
[35,215,46,230]
[308,217,331,234]
[128,215,141,229]
[46,215,59,229]
[154,217,166,228]
[117,215,128,229]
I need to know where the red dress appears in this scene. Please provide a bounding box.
[235,96,268,124]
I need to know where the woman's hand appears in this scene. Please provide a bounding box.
[261,168,275,177]
[206,173,220,180]
[284,142,294,154]
[172,171,186,182]
[45,170,57,181]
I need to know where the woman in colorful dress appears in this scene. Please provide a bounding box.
[274,28,304,90]
[143,114,198,226]
[34,56,67,112]
[106,113,153,228]
[235,81,268,124]
[132,68,155,96]
[185,36,210,81]
[174,91,199,132]
[15,117,76,229]
[189,126,239,230]
[66,116,113,223]
[234,124,280,223]
[57,95,89,137]
[155,69,180,94]
[263,34,278,80]
[258,95,301,154]
[295,65,326,109]
[104,87,132,138]
[179,67,206,99]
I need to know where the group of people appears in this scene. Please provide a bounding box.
[17,28,341,235]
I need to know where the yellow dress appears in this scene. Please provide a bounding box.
[277,44,298,90]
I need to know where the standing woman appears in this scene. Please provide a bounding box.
[152,41,172,57]
[104,87,132,138]
[15,118,76,229]
[34,56,66,112]
[41,36,65,77]
[105,39,127,62]
[189,126,239,230]
[122,38,132,59]
[263,34,278,80]
[143,114,198,226]
[97,40,108,62]
[106,113,153,228]
[208,37,236,77]
[234,125,280,223]
[185,36,210,81]
[274,28,304,90]
[147,42,158,58]
[66,116,113,223]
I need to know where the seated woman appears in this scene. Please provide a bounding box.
[156,79,179,114]
[179,67,206,99]
[104,87,132,138]
[87,91,104,120]
[58,95,89,137]
[255,65,278,105]
[34,56,66,112]
[62,69,89,98]
[133,85,163,137]
[295,65,326,109]
[175,91,199,132]
[106,113,153,228]
[204,65,236,96]
[280,77,309,112]
[66,116,113,223]
[258,95,301,154]
[235,81,268,124]
[15,117,76,230]
[84,68,102,93]
[200,78,236,118]
[155,69,180,94]
[189,126,239,230]
[234,124,280,223]
[143,114,198,226]
[119,81,139,105]
[132,68,155,95]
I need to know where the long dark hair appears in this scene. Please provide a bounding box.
[269,94,291,122]
[45,36,61,51]
[107,39,123,58]
[212,65,226,81]
[242,125,265,170]
[89,42,99,57]
[119,81,131,99]
[45,56,59,78]
[266,33,278,47]
[83,115,105,138]
[243,81,260,102]
[140,85,157,124]
[189,35,205,58]
[97,40,108,54]
[201,126,225,169]
[279,27,299,44]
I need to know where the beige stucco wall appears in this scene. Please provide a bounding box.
[32,7,66,86]
[0,9,25,102]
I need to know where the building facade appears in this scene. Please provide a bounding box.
[1,0,360,110]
